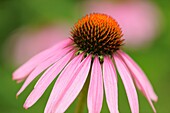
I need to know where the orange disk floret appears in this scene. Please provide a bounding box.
[71,13,124,55]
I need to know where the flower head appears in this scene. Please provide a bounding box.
[13,13,157,113]
[71,13,124,55]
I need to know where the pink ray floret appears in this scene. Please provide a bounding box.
[114,53,139,113]
[87,57,103,113]
[118,50,158,102]
[103,56,119,113]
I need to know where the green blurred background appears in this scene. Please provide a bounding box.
[0,0,170,113]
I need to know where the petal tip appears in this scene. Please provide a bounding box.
[12,72,17,80]
[154,93,158,100]
[16,91,21,97]
[23,104,29,110]
[153,96,158,102]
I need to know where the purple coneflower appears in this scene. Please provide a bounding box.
[13,13,157,113]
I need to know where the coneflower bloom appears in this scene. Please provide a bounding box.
[13,13,158,113]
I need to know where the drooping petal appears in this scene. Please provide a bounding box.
[118,50,158,102]
[23,51,74,109]
[103,56,119,113]
[44,53,84,113]
[17,46,73,96]
[87,57,103,113]
[13,39,72,80]
[52,55,92,113]
[118,51,156,112]
[114,53,139,113]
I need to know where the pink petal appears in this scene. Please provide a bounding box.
[87,57,103,113]
[118,50,158,102]
[13,39,72,80]
[103,56,119,113]
[23,51,74,109]
[118,51,156,112]
[17,46,73,96]
[52,55,92,113]
[44,53,84,113]
[114,53,139,113]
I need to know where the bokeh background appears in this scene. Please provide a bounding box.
[0,0,170,113]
